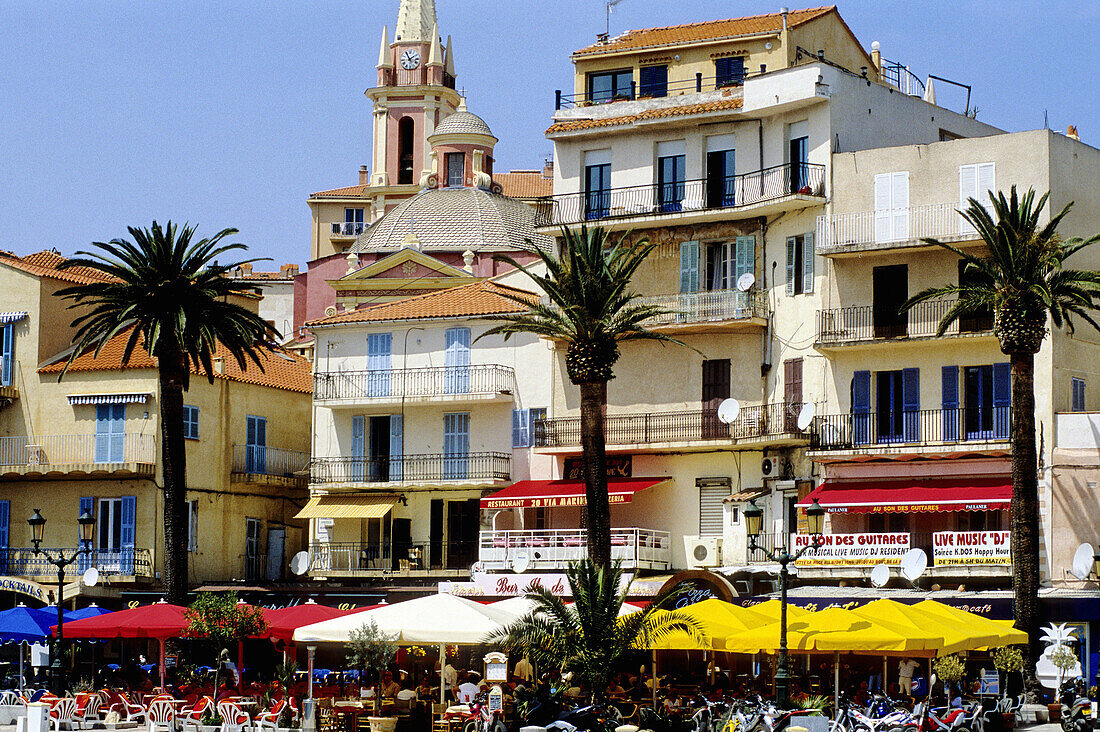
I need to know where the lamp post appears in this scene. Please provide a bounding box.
[743,497,825,709]
[28,508,95,696]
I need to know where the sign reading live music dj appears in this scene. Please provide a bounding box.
[933,531,1010,565]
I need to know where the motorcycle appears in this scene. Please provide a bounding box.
[1058,677,1091,732]
[465,690,508,732]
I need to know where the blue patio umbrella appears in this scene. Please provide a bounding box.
[0,605,58,694]
[68,604,112,621]
[40,606,74,622]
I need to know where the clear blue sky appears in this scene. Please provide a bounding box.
[0,1,1095,267]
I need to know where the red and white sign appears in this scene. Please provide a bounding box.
[933,531,1010,565]
[791,533,911,566]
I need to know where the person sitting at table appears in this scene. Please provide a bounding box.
[380,671,400,699]
[606,675,625,698]
[396,678,417,702]
[457,672,479,704]
[415,674,433,700]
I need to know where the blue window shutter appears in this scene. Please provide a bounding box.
[802,232,815,293]
[993,362,1011,439]
[512,409,531,448]
[902,367,920,442]
[0,500,8,549]
[120,496,136,574]
[852,370,871,445]
[78,497,93,571]
[0,324,12,387]
[389,415,403,481]
[445,327,471,394]
[367,333,392,396]
[679,241,699,293]
[942,366,959,442]
[350,416,365,481]
[785,237,797,296]
[95,406,110,463]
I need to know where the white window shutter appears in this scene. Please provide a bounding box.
[891,171,909,241]
[959,164,979,233]
[802,232,815,293]
[977,162,996,208]
[874,173,892,243]
[785,237,796,296]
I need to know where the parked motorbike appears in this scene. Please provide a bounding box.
[1058,677,1091,732]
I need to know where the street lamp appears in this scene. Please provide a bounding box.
[744,497,826,709]
[28,509,95,696]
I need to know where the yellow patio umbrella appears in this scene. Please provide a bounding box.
[747,599,811,621]
[851,599,969,654]
[722,606,939,654]
[643,598,772,650]
[912,600,1028,648]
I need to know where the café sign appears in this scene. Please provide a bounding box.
[933,531,1010,565]
[0,577,48,602]
[791,532,910,566]
[439,572,658,598]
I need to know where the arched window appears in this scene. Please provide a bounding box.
[398,117,415,184]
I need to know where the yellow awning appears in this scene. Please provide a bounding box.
[296,495,397,519]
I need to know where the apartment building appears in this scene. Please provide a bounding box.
[227,263,300,344]
[0,251,313,602]
[302,280,553,586]
[528,7,999,574]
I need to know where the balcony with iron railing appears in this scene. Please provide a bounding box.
[635,290,768,331]
[310,452,511,486]
[479,528,671,572]
[231,444,310,486]
[330,221,367,238]
[534,402,811,452]
[0,547,153,581]
[535,163,825,229]
[815,202,984,255]
[308,540,477,577]
[809,406,1011,455]
[816,298,993,346]
[555,71,761,110]
[314,365,516,405]
[0,434,156,480]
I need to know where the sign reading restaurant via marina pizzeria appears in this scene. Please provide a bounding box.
[791,532,910,566]
[933,531,1010,565]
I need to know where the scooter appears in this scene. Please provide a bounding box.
[1058,677,1091,732]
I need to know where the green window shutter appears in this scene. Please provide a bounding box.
[679,240,699,293]
[734,236,755,283]
[785,237,796,296]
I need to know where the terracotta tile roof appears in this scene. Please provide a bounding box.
[39,329,313,394]
[547,97,743,134]
[310,184,367,198]
[0,250,116,285]
[307,280,538,327]
[495,171,553,199]
[573,6,835,56]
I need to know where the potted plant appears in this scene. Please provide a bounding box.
[932,654,966,706]
[1048,645,1078,721]
[346,620,398,732]
[991,646,1024,728]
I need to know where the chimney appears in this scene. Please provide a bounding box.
[213,356,225,375]
[780,7,789,31]
[870,41,882,72]
[542,158,554,179]
[1067,125,1080,141]
[281,264,299,278]
[359,165,370,185]
[240,263,253,275]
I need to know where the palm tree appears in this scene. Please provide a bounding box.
[901,187,1100,667]
[488,560,701,702]
[54,221,278,604]
[480,225,682,568]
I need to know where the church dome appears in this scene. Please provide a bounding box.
[352,187,551,254]
[434,109,494,138]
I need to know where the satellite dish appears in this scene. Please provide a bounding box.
[1071,543,1095,580]
[511,550,530,574]
[870,564,890,588]
[82,567,99,588]
[796,403,816,431]
[736,272,756,292]
[289,551,310,576]
[900,548,928,582]
[717,398,741,424]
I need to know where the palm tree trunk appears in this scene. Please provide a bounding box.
[1009,352,1042,671]
[579,381,611,568]
[159,350,189,605]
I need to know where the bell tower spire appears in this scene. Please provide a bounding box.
[395,0,437,44]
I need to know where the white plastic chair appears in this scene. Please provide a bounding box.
[72,695,101,729]
[217,701,251,732]
[49,698,77,732]
[147,699,177,732]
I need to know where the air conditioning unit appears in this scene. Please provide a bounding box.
[761,457,778,477]
[684,535,723,569]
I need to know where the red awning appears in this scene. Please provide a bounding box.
[481,477,667,510]
[798,476,1011,513]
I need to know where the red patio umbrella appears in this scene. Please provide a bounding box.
[262,601,350,644]
[53,600,189,689]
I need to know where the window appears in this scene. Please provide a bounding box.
[245,415,267,474]
[715,56,745,87]
[366,332,393,397]
[1072,377,1086,412]
[872,264,907,336]
[705,237,754,291]
[874,172,910,243]
[788,121,809,193]
[339,208,365,236]
[784,358,803,432]
[868,513,908,533]
[182,405,199,440]
[245,518,262,581]
[0,324,13,387]
[657,141,685,213]
[444,327,471,394]
[398,117,415,185]
[874,368,919,444]
[587,69,633,104]
[697,478,731,536]
[963,364,1011,439]
[785,234,815,295]
[446,152,464,187]
[95,404,126,463]
[187,499,198,552]
[705,137,735,208]
[958,510,1001,532]
[958,260,993,332]
[584,151,611,220]
[639,65,667,97]
[702,360,730,439]
[443,413,470,479]
[959,163,996,232]
[513,408,547,448]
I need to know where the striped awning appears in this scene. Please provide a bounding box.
[295,495,398,520]
[67,393,150,405]
[0,312,27,324]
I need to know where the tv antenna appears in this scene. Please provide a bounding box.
[606,0,627,37]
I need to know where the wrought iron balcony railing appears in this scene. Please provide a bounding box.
[536,163,825,227]
[810,406,1011,451]
[816,298,993,344]
[314,365,516,401]
[308,540,478,573]
[0,434,155,467]
[231,444,310,478]
[0,547,152,579]
[635,290,768,326]
[331,221,367,236]
[555,70,762,109]
[534,403,810,448]
[310,452,511,484]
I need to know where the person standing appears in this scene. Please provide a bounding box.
[898,657,919,697]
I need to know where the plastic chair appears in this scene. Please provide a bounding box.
[111,692,147,724]
[217,701,251,732]
[49,698,77,732]
[72,694,101,729]
[180,696,214,732]
[255,699,289,732]
[147,699,177,732]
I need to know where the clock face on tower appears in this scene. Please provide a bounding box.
[400,49,421,70]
